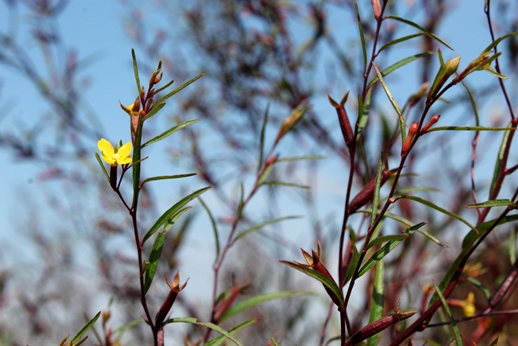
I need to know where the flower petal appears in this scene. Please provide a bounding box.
[118,142,132,159]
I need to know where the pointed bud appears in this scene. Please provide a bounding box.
[155,273,187,327]
[274,100,309,145]
[421,114,441,134]
[401,122,419,156]
[408,82,429,107]
[371,0,381,20]
[427,56,461,100]
[348,311,417,344]
[328,93,354,148]
[348,170,392,214]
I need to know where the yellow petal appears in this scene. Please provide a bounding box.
[118,142,132,158]
[98,138,116,164]
[98,138,114,156]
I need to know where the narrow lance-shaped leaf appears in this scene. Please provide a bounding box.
[367,258,384,346]
[206,320,256,346]
[358,222,425,277]
[141,119,200,148]
[142,102,166,121]
[262,181,309,189]
[219,291,311,322]
[131,49,142,95]
[399,195,478,233]
[141,173,196,187]
[94,153,110,183]
[434,215,518,309]
[144,231,166,293]
[356,90,371,140]
[142,186,212,244]
[385,15,453,50]
[466,199,515,208]
[70,311,101,344]
[257,105,269,172]
[482,32,518,53]
[432,281,463,345]
[131,112,145,210]
[370,153,384,227]
[377,33,424,53]
[200,197,220,259]
[234,216,302,243]
[368,52,435,89]
[154,73,205,105]
[372,62,402,117]
[355,2,368,72]
[489,123,511,196]
[164,317,243,346]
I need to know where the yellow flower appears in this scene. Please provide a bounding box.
[460,292,476,317]
[98,138,132,166]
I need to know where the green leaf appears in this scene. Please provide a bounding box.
[466,199,514,208]
[131,49,141,95]
[280,262,344,307]
[142,186,212,244]
[141,173,196,186]
[219,291,311,322]
[276,155,325,162]
[461,81,480,127]
[257,163,275,185]
[377,33,425,53]
[368,234,409,249]
[141,119,200,148]
[490,123,512,195]
[165,317,243,346]
[367,259,384,346]
[357,90,371,140]
[144,231,165,293]
[234,216,302,243]
[270,337,282,346]
[132,111,145,209]
[463,275,491,299]
[482,32,518,53]
[462,214,518,250]
[433,215,518,308]
[426,125,510,132]
[370,153,384,227]
[153,79,175,95]
[432,281,462,345]
[372,62,402,117]
[95,153,110,183]
[206,320,256,346]
[257,105,269,172]
[385,15,453,50]
[70,311,101,344]
[355,2,367,73]
[399,195,477,233]
[344,242,360,286]
[142,102,166,121]
[368,52,435,89]
[154,73,205,106]
[358,222,425,277]
[262,181,309,189]
[200,197,220,259]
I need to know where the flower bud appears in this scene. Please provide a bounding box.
[328,93,354,148]
[348,170,392,214]
[401,122,419,156]
[421,114,441,134]
[371,0,381,21]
